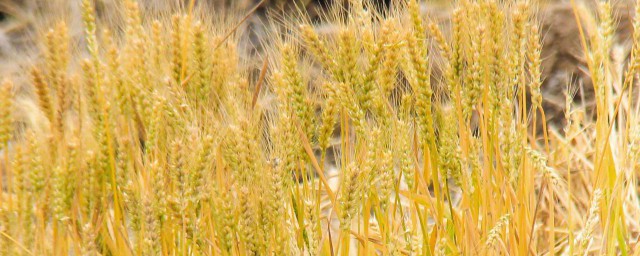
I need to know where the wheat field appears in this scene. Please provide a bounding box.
[0,0,640,255]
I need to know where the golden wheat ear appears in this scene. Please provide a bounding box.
[0,79,13,149]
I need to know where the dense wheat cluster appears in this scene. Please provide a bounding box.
[1,0,640,255]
